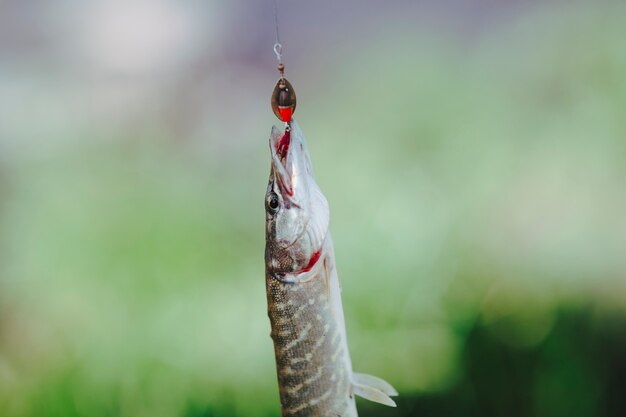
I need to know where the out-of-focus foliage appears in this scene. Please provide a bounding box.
[0,1,625,416]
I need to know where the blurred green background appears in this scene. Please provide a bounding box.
[1,1,625,416]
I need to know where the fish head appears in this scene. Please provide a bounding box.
[265,121,329,275]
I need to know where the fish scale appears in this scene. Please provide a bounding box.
[266,243,355,417]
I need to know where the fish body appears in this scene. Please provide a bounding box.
[264,121,397,417]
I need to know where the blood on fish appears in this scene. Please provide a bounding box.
[302,249,321,273]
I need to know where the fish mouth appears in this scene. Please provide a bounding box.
[269,120,311,200]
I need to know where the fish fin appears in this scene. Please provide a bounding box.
[353,373,399,396]
[352,373,398,407]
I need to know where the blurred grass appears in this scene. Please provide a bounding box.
[0,2,626,416]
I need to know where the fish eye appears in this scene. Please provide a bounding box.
[266,193,280,214]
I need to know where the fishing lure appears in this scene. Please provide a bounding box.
[264,7,398,416]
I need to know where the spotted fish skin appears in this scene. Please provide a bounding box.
[266,237,356,417]
[264,120,396,417]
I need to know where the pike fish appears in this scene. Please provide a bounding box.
[264,120,397,416]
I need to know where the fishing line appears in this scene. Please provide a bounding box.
[272,0,283,63]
